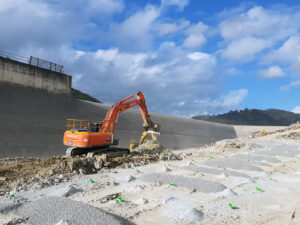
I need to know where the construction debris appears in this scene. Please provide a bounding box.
[0,141,181,194]
[277,132,300,140]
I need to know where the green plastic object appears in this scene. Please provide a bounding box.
[256,187,261,191]
[118,197,125,203]
[10,194,16,198]
[192,160,195,162]
[270,178,273,181]
[89,179,95,183]
[167,164,171,166]
[200,173,204,176]
[136,169,141,173]
[168,182,174,186]
[210,156,213,160]
[228,203,236,209]
[281,172,285,174]
[224,168,226,170]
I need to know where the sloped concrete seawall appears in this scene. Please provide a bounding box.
[0,83,236,158]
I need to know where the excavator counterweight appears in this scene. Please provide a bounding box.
[63,91,160,156]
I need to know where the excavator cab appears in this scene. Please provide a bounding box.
[66,119,103,133]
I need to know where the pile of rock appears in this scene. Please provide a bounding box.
[277,132,300,140]
[214,139,246,152]
[131,140,181,161]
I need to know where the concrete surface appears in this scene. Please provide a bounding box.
[183,165,251,178]
[142,173,227,193]
[202,158,264,172]
[0,83,236,158]
[0,56,71,94]
[233,125,286,138]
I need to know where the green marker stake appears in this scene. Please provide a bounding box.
[210,156,213,160]
[228,203,236,209]
[256,187,262,191]
[200,173,204,176]
[136,169,141,173]
[10,194,16,198]
[89,179,95,183]
[118,197,125,203]
[168,164,171,166]
[168,182,174,186]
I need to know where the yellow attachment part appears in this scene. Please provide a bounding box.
[151,133,157,142]
[139,131,159,145]
[129,143,136,151]
[139,131,148,144]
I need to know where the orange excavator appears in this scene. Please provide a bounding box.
[63,91,160,157]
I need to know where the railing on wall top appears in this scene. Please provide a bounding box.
[0,50,69,74]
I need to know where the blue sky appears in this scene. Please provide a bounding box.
[1,0,300,117]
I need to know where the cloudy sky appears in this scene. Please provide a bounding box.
[1,0,300,117]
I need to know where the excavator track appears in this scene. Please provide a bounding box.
[66,146,129,158]
[87,147,129,157]
[66,147,89,156]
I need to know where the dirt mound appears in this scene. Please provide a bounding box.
[0,156,96,195]
[132,140,181,161]
[277,132,300,140]
[251,122,300,138]
[0,143,181,194]
[214,139,262,153]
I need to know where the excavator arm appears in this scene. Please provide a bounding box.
[100,91,160,140]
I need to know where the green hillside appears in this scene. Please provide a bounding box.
[192,108,300,126]
[71,88,101,103]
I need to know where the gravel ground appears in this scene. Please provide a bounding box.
[142,173,227,193]
[11,197,135,225]
[0,203,22,214]
[183,165,251,178]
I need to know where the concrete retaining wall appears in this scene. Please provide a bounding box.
[0,83,236,158]
[0,56,71,94]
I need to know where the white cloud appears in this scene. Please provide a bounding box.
[155,20,190,36]
[183,22,209,49]
[280,80,300,91]
[161,0,189,10]
[264,36,300,75]
[108,5,161,51]
[222,89,248,108]
[88,0,124,14]
[219,6,300,62]
[0,0,125,51]
[193,89,248,115]
[219,6,298,40]
[258,66,286,79]
[187,52,212,61]
[292,106,300,113]
[220,37,273,61]
[265,36,300,64]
